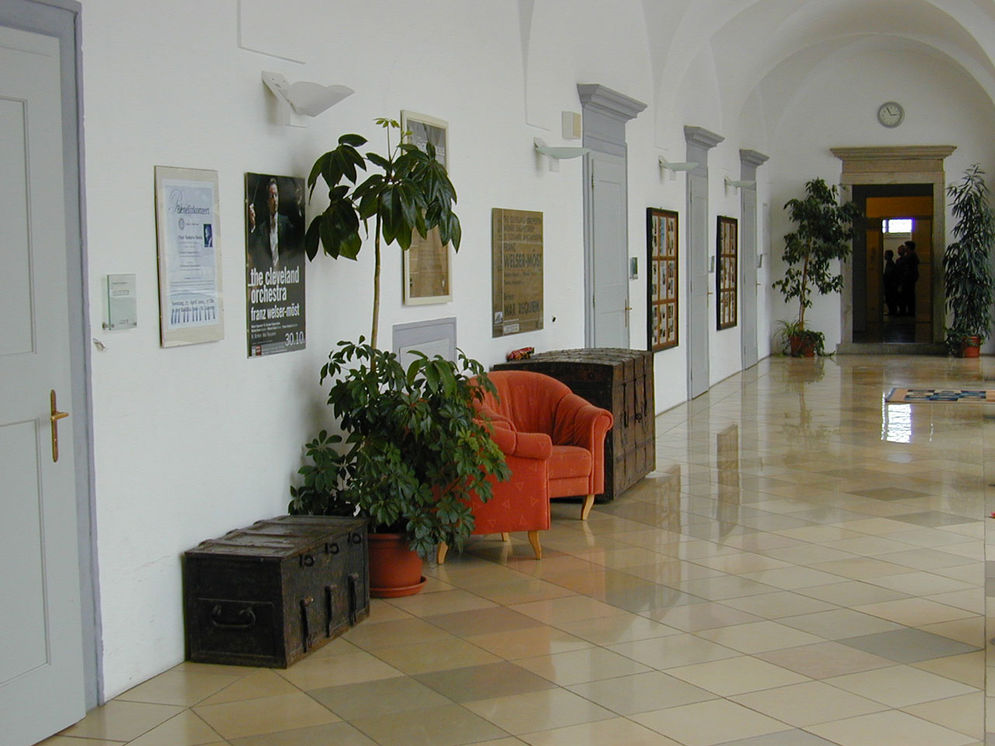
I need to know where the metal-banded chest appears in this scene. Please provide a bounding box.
[183,515,368,668]
[494,348,655,502]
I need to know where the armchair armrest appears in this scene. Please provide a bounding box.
[552,394,614,450]
[478,408,553,461]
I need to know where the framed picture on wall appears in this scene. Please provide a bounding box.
[716,215,738,330]
[400,110,452,305]
[646,207,679,351]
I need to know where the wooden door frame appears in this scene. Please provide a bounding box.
[832,146,955,345]
[2,0,100,709]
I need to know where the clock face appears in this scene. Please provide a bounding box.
[877,101,904,128]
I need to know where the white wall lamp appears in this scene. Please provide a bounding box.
[658,156,698,179]
[724,177,756,191]
[262,71,354,127]
[534,137,590,171]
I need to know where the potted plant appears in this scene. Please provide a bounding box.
[775,320,825,358]
[290,342,509,596]
[290,118,508,595]
[943,163,995,357]
[772,178,860,356]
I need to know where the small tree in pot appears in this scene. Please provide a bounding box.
[291,119,507,594]
[943,163,995,356]
[773,178,860,356]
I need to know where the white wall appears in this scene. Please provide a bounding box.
[764,44,995,353]
[77,0,995,698]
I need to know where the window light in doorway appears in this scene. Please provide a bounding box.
[883,218,913,234]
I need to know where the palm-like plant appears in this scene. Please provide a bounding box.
[305,118,461,348]
[943,164,995,351]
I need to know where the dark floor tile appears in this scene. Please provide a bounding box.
[308,676,452,720]
[839,627,979,663]
[415,661,555,702]
[888,510,976,527]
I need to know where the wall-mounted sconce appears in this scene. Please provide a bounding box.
[262,71,354,127]
[724,177,756,191]
[658,156,698,179]
[534,137,590,171]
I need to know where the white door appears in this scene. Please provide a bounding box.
[0,25,86,745]
[740,186,758,369]
[687,171,709,397]
[590,151,629,348]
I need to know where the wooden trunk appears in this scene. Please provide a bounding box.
[183,515,369,668]
[494,348,655,502]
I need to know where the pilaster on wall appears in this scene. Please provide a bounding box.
[831,146,956,345]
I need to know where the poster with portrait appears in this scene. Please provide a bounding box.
[154,166,224,347]
[244,172,306,356]
[401,110,453,305]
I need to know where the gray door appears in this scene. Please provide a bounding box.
[589,151,629,348]
[740,186,758,368]
[687,171,709,397]
[0,23,86,745]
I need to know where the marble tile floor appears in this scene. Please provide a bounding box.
[45,354,995,745]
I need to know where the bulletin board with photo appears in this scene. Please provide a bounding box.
[716,215,738,331]
[646,208,679,351]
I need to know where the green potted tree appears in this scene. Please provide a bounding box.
[943,163,994,357]
[772,178,860,356]
[290,118,508,595]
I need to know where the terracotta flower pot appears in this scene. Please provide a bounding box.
[961,336,981,358]
[368,533,425,598]
[789,334,816,358]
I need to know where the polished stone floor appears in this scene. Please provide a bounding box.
[44,355,994,745]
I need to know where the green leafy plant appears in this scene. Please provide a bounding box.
[290,340,510,560]
[305,118,461,348]
[943,163,995,353]
[775,320,826,357]
[773,178,861,345]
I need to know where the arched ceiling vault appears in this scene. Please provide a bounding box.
[645,0,995,136]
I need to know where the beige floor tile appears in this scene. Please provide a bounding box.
[194,669,300,706]
[608,633,740,669]
[855,597,976,626]
[567,671,715,715]
[826,664,978,707]
[373,637,501,674]
[341,616,454,650]
[40,737,123,745]
[808,709,976,746]
[902,692,984,738]
[385,587,497,616]
[510,595,629,624]
[553,611,681,644]
[776,608,903,639]
[466,624,593,659]
[928,589,985,614]
[920,616,986,646]
[758,641,893,678]
[228,721,377,745]
[350,702,508,745]
[632,698,790,746]
[695,620,824,653]
[691,552,791,574]
[126,711,223,746]
[59,701,185,741]
[912,651,986,688]
[738,565,844,589]
[718,591,837,619]
[867,571,974,596]
[521,716,683,745]
[463,688,614,735]
[732,680,886,725]
[645,600,765,631]
[665,654,809,695]
[516,646,652,684]
[277,649,402,689]
[193,692,339,740]
[114,669,242,707]
[809,557,912,580]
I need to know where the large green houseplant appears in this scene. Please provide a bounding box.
[943,163,995,356]
[773,178,860,356]
[290,119,506,589]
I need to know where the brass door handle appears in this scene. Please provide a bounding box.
[50,389,69,462]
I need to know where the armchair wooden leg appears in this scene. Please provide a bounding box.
[527,530,542,560]
[436,541,449,565]
[581,494,595,520]
[501,532,511,542]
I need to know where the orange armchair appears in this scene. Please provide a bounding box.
[436,371,613,565]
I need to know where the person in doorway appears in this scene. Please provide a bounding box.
[883,249,899,316]
[900,240,919,316]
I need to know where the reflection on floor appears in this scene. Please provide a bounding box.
[853,314,917,344]
[44,355,993,746]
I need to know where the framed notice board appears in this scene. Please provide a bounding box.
[492,208,543,337]
[646,208,678,351]
[716,215,738,330]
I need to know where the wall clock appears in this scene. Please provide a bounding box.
[877,101,904,128]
